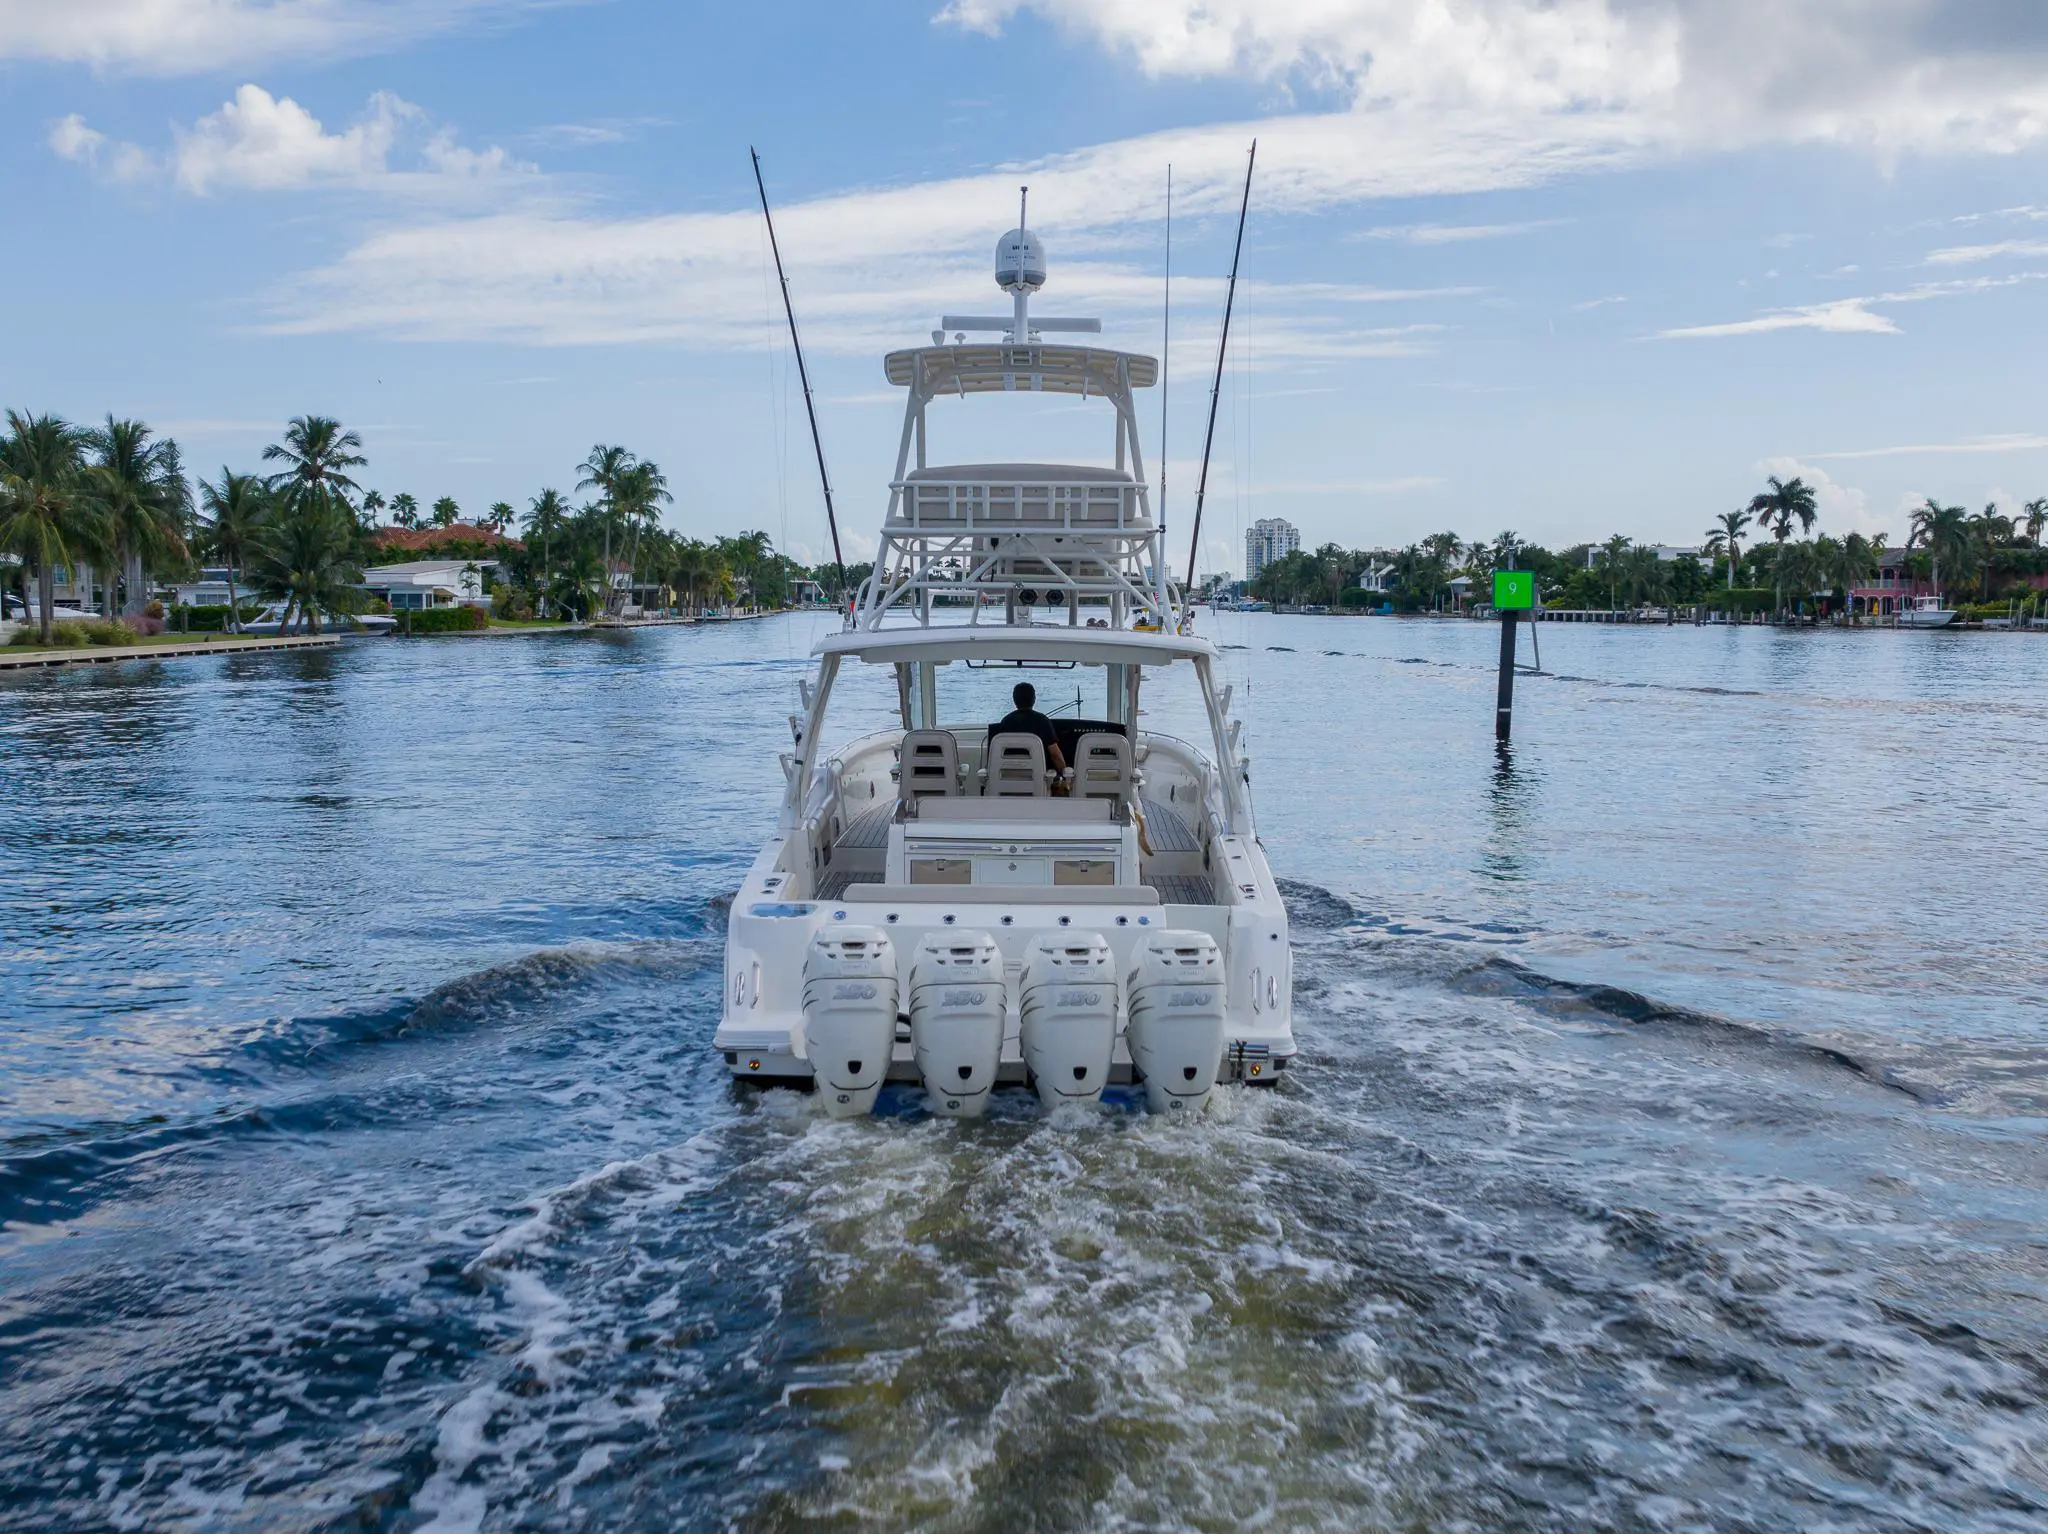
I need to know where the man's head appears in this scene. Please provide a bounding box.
[1013,681,1036,710]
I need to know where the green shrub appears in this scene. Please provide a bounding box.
[9,618,138,648]
[491,585,536,621]
[172,603,267,632]
[1704,587,1774,616]
[400,605,490,634]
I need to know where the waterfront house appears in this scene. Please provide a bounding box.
[1849,547,1936,616]
[360,558,497,612]
[168,566,240,608]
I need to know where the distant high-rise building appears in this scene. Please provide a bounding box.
[1244,518,1300,582]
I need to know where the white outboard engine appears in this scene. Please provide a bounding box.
[908,931,1007,1118]
[801,927,900,1118]
[1125,930,1229,1115]
[1019,932,1118,1110]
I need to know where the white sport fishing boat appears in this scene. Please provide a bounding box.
[1896,594,1957,628]
[717,212,1295,1117]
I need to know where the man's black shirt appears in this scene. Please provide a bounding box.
[993,708,1058,754]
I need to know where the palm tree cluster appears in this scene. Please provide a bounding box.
[0,410,193,644]
[1705,478,2046,616]
[1,409,389,643]
[478,445,856,621]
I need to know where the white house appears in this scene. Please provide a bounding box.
[360,559,497,611]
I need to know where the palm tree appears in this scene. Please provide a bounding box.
[2023,498,2048,546]
[1491,530,1523,571]
[1596,534,1631,610]
[670,540,713,615]
[390,492,420,530]
[1417,531,1463,610]
[485,500,514,535]
[523,489,570,615]
[1908,499,1971,603]
[1966,502,2013,601]
[198,469,271,633]
[611,460,672,615]
[359,489,386,526]
[1704,508,1753,590]
[427,496,458,528]
[83,417,191,616]
[263,416,365,512]
[0,411,98,644]
[577,444,638,600]
[1749,476,1818,546]
[1622,544,1672,609]
[250,495,363,634]
[1816,533,1876,620]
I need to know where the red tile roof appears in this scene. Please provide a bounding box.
[369,524,523,555]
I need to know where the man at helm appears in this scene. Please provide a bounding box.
[994,681,1068,775]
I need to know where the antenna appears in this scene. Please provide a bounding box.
[1185,140,1255,599]
[751,147,846,597]
[1019,185,1028,232]
[1160,164,1171,547]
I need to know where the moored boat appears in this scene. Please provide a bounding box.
[1897,595,1957,628]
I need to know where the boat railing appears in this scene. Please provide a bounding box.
[887,478,1151,533]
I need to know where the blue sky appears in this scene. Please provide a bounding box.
[6,1,2048,576]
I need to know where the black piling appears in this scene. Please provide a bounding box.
[1495,609,1519,742]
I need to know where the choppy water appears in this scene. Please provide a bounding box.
[3,615,2044,1531]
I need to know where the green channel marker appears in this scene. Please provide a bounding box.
[1493,570,1535,611]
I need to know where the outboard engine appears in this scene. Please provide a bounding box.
[1019,932,1118,1110]
[1125,930,1228,1115]
[908,931,1006,1118]
[801,927,899,1118]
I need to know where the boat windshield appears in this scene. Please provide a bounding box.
[905,659,1134,733]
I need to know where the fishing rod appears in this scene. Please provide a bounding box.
[1159,164,1171,576]
[1184,140,1256,600]
[751,147,847,602]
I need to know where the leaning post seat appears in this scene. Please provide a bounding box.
[984,732,1048,796]
[898,729,961,805]
[1071,732,1133,806]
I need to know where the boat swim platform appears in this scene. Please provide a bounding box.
[0,634,342,670]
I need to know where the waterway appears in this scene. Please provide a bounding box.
[2,614,2043,1530]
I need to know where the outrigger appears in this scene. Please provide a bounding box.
[718,203,1294,1116]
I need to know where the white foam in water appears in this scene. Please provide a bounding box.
[7,860,2046,1528]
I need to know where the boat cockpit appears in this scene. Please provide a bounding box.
[785,627,1249,916]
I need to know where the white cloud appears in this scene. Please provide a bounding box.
[939,1,2048,158]
[1655,298,1899,340]
[1652,271,2048,340]
[1355,219,1558,244]
[48,112,106,163]
[268,103,1579,352]
[264,3,2048,353]
[0,0,554,74]
[1925,238,2048,265]
[54,85,533,197]
[1804,433,2048,460]
[1756,457,1879,536]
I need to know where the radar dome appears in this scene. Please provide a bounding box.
[995,227,1046,293]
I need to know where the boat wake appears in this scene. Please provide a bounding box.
[3,888,2045,1530]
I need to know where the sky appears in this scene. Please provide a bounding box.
[6,1,2048,576]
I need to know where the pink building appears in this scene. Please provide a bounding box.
[1849,547,1936,616]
